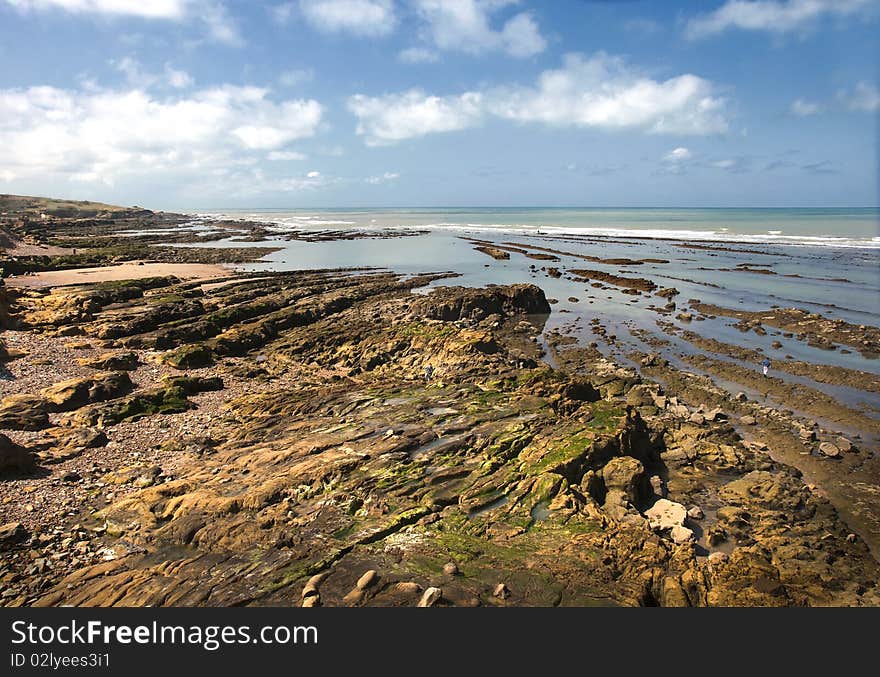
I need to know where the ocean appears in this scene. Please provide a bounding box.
[199,207,880,248]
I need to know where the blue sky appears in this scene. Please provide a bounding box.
[0,0,877,209]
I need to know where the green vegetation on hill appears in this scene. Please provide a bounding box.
[0,194,146,219]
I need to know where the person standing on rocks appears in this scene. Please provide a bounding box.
[424,364,434,381]
[761,357,771,377]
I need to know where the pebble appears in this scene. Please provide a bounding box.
[687,506,704,520]
[493,583,511,599]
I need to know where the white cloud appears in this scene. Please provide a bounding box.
[685,0,875,39]
[398,47,440,64]
[278,68,314,87]
[365,171,399,184]
[2,0,190,18]
[348,89,484,145]
[711,158,735,168]
[664,147,691,162]
[199,2,242,45]
[487,53,728,135]
[412,0,546,57]
[267,150,306,161]
[349,53,729,145]
[165,65,194,89]
[298,0,396,37]
[840,81,880,112]
[2,0,243,45]
[790,98,820,116]
[0,83,322,186]
[306,170,321,178]
[111,57,193,90]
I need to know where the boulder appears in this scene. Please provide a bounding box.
[689,413,705,425]
[162,344,215,370]
[740,415,756,426]
[671,525,695,544]
[687,506,705,520]
[798,427,816,442]
[818,442,841,458]
[0,433,36,474]
[443,562,459,576]
[356,570,378,590]
[705,407,727,422]
[655,287,679,299]
[0,521,27,547]
[601,456,646,504]
[302,573,328,599]
[41,372,133,412]
[80,351,140,371]
[418,587,442,607]
[0,394,50,431]
[644,499,687,530]
[409,284,550,323]
[835,437,853,453]
[708,552,729,565]
[493,583,511,599]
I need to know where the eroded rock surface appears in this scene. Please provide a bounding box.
[0,270,877,607]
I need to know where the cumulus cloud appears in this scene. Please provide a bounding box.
[297,0,396,37]
[2,0,243,45]
[790,98,821,116]
[349,53,729,145]
[487,53,728,134]
[348,89,483,145]
[398,47,440,64]
[685,0,875,39]
[0,82,322,186]
[412,0,546,57]
[2,0,190,18]
[840,81,880,112]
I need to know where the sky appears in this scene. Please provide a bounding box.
[0,0,877,209]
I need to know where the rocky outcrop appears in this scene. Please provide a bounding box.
[408,284,550,323]
[79,351,139,371]
[0,433,35,474]
[41,372,133,412]
[0,394,50,430]
[1,271,876,608]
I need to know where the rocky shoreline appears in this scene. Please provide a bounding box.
[1,203,879,607]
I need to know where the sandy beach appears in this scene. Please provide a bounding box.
[4,261,231,288]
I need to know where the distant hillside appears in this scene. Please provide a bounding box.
[0,194,150,219]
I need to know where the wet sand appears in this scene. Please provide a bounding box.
[5,262,230,288]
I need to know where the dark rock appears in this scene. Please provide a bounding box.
[41,372,133,412]
[162,344,215,370]
[602,456,646,504]
[80,351,140,371]
[0,433,36,474]
[0,521,28,548]
[0,394,50,431]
